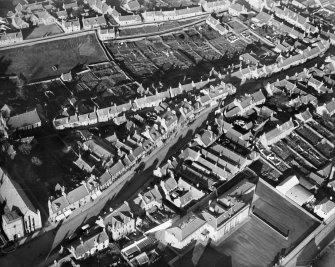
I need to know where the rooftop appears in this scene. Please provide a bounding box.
[167,213,206,242]
[7,109,41,130]
[213,179,320,267]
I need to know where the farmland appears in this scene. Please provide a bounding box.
[106,24,248,85]
[0,32,108,82]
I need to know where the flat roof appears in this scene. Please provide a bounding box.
[211,179,320,267]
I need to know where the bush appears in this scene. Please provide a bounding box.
[18,143,32,155]
[31,156,43,166]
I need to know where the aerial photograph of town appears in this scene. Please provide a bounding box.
[1,0,335,266]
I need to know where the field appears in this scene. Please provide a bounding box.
[23,23,63,40]
[106,24,249,86]
[0,33,108,82]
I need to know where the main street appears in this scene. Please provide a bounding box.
[0,105,214,267]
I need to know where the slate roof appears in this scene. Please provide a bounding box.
[127,0,140,10]
[142,187,162,205]
[51,195,70,213]
[99,171,112,185]
[7,109,41,129]
[119,14,142,22]
[265,120,295,143]
[325,99,335,114]
[163,176,178,193]
[70,227,109,258]
[285,184,313,206]
[103,203,133,229]
[109,160,125,176]
[229,3,244,12]
[0,167,37,215]
[67,184,89,204]
[167,213,206,241]
[315,197,335,215]
[309,172,325,187]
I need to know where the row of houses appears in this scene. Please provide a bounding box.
[48,82,234,222]
[48,126,152,222]
[232,39,330,83]
[48,180,96,222]
[258,107,335,220]
[53,80,236,130]
[265,5,318,34]
[77,0,233,29]
[263,59,334,110]
[112,0,232,25]
[48,76,239,224]
[56,166,256,262]
[224,89,266,117]
[259,118,296,147]
[53,97,335,264]
[140,6,203,23]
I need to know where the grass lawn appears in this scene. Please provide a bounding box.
[23,23,63,40]
[0,32,108,82]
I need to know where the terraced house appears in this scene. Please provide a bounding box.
[67,227,109,259]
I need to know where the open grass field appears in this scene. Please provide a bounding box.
[0,32,108,82]
[23,23,63,40]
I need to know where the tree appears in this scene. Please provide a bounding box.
[31,156,43,166]
[18,143,32,155]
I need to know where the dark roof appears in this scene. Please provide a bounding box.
[67,184,89,204]
[167,213,206,241]
[0,168,37,214]
[70,227,109,257]
[3,209,22,223]
[7,109,41,129]
[308,172,325,186]
[99,171,112,185]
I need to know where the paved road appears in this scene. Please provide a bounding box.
[0,107,213,267]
